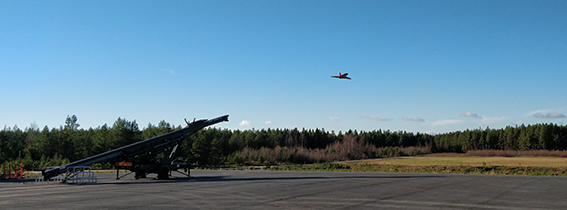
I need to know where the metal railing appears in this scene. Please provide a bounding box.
[65,166,97,184]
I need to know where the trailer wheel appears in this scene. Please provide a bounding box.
[135,170,146,179]
[158,165,169,179]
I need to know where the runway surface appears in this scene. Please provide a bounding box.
[1,170,566,209]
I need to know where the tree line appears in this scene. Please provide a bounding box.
[433,124,567,152]
[1,115,566,170]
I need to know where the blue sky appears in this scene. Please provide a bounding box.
[1,0,566,134]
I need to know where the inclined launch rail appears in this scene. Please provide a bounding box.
[42,115,229,181]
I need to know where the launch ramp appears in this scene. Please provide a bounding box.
[42,115,229,181]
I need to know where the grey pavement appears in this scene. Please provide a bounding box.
[1,170,566,209]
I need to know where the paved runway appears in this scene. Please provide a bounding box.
[1,170,566,209]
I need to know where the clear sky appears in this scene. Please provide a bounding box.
[1,0,566,134]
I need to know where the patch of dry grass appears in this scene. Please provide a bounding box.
[463,150,567,157]
[347,156,567,168]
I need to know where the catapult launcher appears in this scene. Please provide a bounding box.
[42,115,229,181]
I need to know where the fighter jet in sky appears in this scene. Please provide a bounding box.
[331,72,351,80]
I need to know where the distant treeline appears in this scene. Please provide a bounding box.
[1,115,566,169]
[434,123,567,152]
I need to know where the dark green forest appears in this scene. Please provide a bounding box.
[1,115,567,170]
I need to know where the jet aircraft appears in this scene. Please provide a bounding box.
[331,72,351,80]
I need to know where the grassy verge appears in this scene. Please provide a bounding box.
[344,163,567,176]
[267,156,567,176]
[348,156,567,168]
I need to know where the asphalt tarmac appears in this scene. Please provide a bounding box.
[1,170,566,209]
